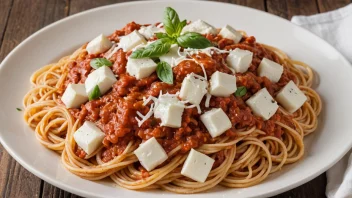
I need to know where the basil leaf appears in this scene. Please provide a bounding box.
[90,58,112,69]
[16,108,22,111]
[235,86,247,97]
[156,61,173,84]
[177,32,213,49]
[88,85,101,101]
[130,38,172,59]
[164,7,181,36]
[177,20,187,35]
[155,32,169,39]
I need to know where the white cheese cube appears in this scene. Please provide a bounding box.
[73,121,105,155]
[226,48,253,73]
[61,84,88,108]
[86,34,112,55]
[181,149,215,183]
[154,97,185,128]
[179,73,208,105]
[219,25,243,44]
[181,19,218,35]
[85,66,117,95]
[209,71,237,97]
[276,81,307,113]
[126,57,157,79]
[138,25,165,39]
[134,137,168,171]
[246,88,279,120]
[200,108,232,138]
[258,58,283,83]
[159,44,184,67]
[119,30,147,52]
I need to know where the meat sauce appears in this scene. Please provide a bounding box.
[65,22,296,162]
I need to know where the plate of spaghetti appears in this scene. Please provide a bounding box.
[1,1,352,198]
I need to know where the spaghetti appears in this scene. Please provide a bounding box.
[23,19,321,193]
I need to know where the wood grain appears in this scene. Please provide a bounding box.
[69,0,133,15]
[266,0,319,19]
[42,182,80,198]
[216,0,265,10]
[0,0,13,47]
[317,0,351,12]
[0,0,350,197]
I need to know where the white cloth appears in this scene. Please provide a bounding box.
[291,4,352,63]
[291,4,352,198]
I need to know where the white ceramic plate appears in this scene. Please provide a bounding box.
[1,1,352,197]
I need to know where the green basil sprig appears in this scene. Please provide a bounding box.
[235,86,247,97]
[163,7,187,37]
[90,58,112,69]
[130,38,172,59]
[130,7,213,60]
[155,32,169,39]
[177,32,212,49]
[88,85,101,101]
[16,108,22,111]
[156,61,173,84]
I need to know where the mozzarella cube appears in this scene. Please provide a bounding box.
[200,108,232,138]
[73,121,105,155]
[154,97,185,128]
[179,73,208,105]
[61,84,88,108]
[159,44,183,67]
[119,30,147,52]
[246,88,279,120]
[209,71,237,97]
[226,48,253,73]
[219,25,243,44]
[134,137,168,171]
[138,25,165,39]
[86,34,112,55]
[85,66,117,95]
[276,81,307,113]
[181,19,218,35]
[181,149,215,183]
[258,58,283,83]
[126,57,157,79]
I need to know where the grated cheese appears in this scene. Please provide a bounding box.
[135,92,184,126]
[205,93,211,108]
[135,103,155,127]
[104,44,121,59]
[156,23,164,28]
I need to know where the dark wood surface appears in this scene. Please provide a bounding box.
[0,0,350,197]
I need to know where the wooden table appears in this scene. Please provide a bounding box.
[0,0,350,197]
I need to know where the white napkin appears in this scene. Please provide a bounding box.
[291,4,352,198]
[291,4,352,63]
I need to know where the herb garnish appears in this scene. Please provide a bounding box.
[130,7,213,59]
[156,61,173,84]
[177,32,212,49]
[235,86,247,97]
[88,85,101,101]
[90,58,112,69]
[130,38,172,59]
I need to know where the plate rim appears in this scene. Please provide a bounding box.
[0,0,351,197]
